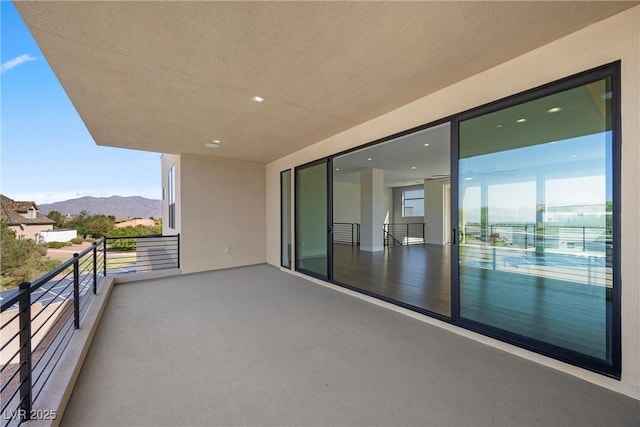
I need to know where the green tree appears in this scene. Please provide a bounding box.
[1,220,60,289]
[106,225,160,250]
[66,210,92,238]
[47,210,66,229]
[87,215,115,238]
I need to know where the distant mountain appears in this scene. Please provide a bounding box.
[39,196,162,219]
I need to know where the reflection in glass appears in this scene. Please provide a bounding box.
[295,162,328,279]
[458,78,614,365]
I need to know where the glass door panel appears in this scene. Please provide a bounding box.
[281,169,292,269]
[295,160,329,279]
[332,123,451,317]
[458,77,615,368]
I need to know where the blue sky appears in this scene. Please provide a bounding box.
[1,1,161,204]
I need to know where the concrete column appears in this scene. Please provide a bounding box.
[360,168,385,252]
[424,179,446,245]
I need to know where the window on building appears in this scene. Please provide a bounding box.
[168,165,176,229]
[27,207,36,219]
[402,188,424,217]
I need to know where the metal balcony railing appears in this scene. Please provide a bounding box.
[460,223,612,253]
[383,223,425,246]
[0,234,179,425]
[333,223,360,246]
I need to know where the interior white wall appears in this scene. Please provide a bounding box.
[424,179,446,245]
[178,154,266,273]
[333,181,360,223]
[265,7,640,398]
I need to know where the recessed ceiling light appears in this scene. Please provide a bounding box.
[213,139,221,143]
[335,168,340,171]
[496,124,504,128]
[252,96,264,103]
[516,118,527,123]
[570,155,577,158]
[465,177,474,181]
[424,143,430,147]
[411,166,416,170]
[205,142,220,148]
[547,107,562,113]
[367,158,372,161]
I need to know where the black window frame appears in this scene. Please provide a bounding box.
[285,61,621,379]
[280,169,292,269]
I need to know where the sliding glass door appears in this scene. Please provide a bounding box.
[331,123,452,317]
[281,169,292,269]
[457,65,619,375]
[295,159,331,280]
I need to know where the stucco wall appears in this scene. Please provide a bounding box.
[265,7,640,398]
[176,154,266,273]
[9,224,53,241]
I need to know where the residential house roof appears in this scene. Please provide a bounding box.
[0,195,56,226]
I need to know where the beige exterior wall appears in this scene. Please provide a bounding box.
[266,7,640,398]
[164,154,266,274]
[9,224,53,241]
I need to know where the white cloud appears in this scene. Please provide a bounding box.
[1,54,37,73]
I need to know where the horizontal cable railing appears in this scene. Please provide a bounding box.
[0,234,179,425]
[104,235,180,275]
[461,223,612,254]
[383,223,425,246]
[333,223,360,246]
[0,240,104,426]
[459,244,612,288]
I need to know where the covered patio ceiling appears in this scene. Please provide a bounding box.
[15,1,637,163]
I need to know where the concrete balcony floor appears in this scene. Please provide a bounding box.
[62,265,639,426]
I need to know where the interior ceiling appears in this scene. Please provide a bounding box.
[334,123,450,188]
[15,1,637,164]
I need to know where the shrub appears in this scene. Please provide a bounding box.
[85,237,96,243]
[64,241,72,247]
[47,241,66,249]
[70,237,84,244]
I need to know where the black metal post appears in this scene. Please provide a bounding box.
[406,223,409,243]
[177,234,181,269]
[18,281,32,420]
[103,238,107,277]
[525,225,528,248]
[93,245,98,294]
[73,253,80,329]
[351,224,354,246]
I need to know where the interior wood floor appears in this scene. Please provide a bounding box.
[332,243,451,317]
[331,243,609,362]
[460,266,609,361]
